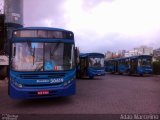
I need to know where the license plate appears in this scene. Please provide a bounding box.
[37,90,49,95]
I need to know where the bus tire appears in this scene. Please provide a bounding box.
[111,71,114,74]
[140,74,143,76]
[8,81,10,95]
[128,71,132,76]
[0,66,7,80]
[118,71,122,75]
[89,76,94,79]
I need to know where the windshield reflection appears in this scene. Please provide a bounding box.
[12,42,75,71]
[138,58,152,67]
[89,57,104,68]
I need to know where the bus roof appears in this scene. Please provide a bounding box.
[80,53,104,58]
[107,55,152,61]
[128,55,152,59]
[14,27,72,32]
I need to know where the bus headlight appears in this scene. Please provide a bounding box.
[11,78,23,88]
[14,82,23,88]
[63,78,74,86]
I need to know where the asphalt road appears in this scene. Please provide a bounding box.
[0,74,160,119]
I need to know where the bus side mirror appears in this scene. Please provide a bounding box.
[74,47,80,65]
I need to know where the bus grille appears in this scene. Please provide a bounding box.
[23,83,62,87]
[19,73,66,79]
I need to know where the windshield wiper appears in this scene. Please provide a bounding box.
[35,63,43,71]
[27,42,35,66]
[50,43,60,57]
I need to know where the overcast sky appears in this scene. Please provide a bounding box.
[24,0,160,53]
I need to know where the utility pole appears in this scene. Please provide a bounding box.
[0,0,23,80]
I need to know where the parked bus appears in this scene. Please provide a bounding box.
[105,59,118,73]
[128,55,153,76]
[105,55,153,76]
[77,53,105,79]
[116,57,130,74]
[9,27,76,99]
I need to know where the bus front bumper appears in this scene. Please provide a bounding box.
[92,70,105,76]
[138,69,153,74]
[9,81,76,99]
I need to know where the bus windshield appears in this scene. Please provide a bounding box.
[12,42,75,71]
[138,58,152,67]
[89,57,104,68]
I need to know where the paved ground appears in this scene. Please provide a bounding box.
[0,74,160,119]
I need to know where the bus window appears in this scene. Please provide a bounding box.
[12,42,43,71]
[37,30,47,38]
[14,30,37,37]
[89,57,104,68]
[139,58,152,67]
[48,31,63,39]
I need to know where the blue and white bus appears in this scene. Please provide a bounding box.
[128,55,153,76]
[77,53,105,79]
[116,57,130,74]
[105,59,118,73]
[105,55,153,76]
[9,27,76,99]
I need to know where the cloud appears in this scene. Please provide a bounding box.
[24,0,160,52]
[24,0,66,27]
[63,0,160,51]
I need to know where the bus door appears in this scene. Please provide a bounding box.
[118,60,121,73]
[110,61,114,73]
[119,60,124,73]
[114,61,118,73]
[79,57,88,77]
[130,59,138,74]
[125,59,130,73]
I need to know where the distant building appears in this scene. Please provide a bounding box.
[106,46,154,59]
[105,51,120,60]
[124,46,153,57]
[118,50,126,58]
[124,50,138,57]
[105,51,113,60]
[134,46,153,55]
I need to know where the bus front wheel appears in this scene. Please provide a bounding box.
[139,74,143,76]
[89,76,94,79]
[0,66,7,80]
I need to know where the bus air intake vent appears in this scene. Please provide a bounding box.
[24,83,62,87]
[19,73,66,79]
